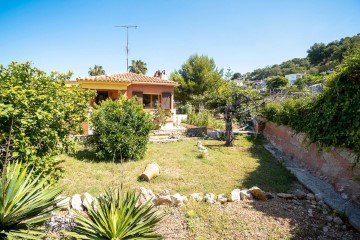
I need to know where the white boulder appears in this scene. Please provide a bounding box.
[230,189,241,202]
[71,194,84,211]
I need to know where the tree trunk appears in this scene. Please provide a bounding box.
[225,105,234,147]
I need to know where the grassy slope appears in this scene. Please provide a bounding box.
[58,135,294,196]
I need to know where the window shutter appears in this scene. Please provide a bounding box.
[162,92,171,110]
[133,91,143,105]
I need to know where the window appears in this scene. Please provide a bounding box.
[143,94,160,109]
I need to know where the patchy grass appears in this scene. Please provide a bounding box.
[58,135,294,196]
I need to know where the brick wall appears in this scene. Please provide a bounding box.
[259,117,360,204]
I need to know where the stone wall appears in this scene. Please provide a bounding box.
[259,117,360,204]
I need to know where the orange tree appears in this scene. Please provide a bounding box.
[0,62,95,182]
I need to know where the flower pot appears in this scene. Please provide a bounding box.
[141,163,160,181]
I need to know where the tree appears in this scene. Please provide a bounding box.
[307,43,327,66]
[0,62,95,182]
[89,65,106,76]
[170,54,224,104]
[128,60,147,74]
[231,72,242,80]
[266,76,288,90]
[206,85,263,146]
[225,67,233,80]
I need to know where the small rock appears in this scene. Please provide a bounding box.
[315,193,322,202]
[308,208,313,217]
[311,200,317,205]
[311,204,316,208]
[341,225,347,230]
[265,192,275,199]
[156,190,172,206]
[71,194,83,211]
[189,193,204,202]
[306,193,315,201]
[333,217,343,225]
[81,192,94,209]
[249,186,267,201]
[323,226,329,232]
[341,193,348,199]
[217,194,227,204]
[171,193,184,206]
[277,193,295,199]
[240,190,253,200]
[294,190,306,199]
[197,141,208,153]
[55,196,70,210]
[204,193,216,204]
[138,187,157,205]
[230,189,241,202]
[182,196,189,204]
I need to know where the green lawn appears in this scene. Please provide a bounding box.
[58,135,294,197]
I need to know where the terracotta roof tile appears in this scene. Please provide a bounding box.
[76,72,177,85]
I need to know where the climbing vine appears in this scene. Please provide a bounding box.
[262,51,360,160]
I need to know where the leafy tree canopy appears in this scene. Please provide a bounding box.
[170,54,225,104]
[0,62,95,181]
[266,76,288,90]
[231,72,242,80]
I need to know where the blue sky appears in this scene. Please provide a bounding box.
[1,0,359,78]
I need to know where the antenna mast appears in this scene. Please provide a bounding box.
[115,25,137,72]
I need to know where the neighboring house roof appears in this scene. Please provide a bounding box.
[75,72,178,86]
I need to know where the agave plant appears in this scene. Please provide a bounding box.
[65,188,163,239]
[0,161,62,239]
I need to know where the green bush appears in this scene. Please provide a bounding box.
[184,104,224,129]
[89,98,153,161]
[152,101,171,130]
[64,188,162,239]
[0,161,62,239]
[0,62,95,182]
[262,51,360,157]
[266,76,288,90]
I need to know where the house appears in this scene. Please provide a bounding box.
[67,71,178,134]
[308,83,323,93]
[284,73,303,85]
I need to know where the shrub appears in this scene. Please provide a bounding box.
[64,188,162,239]
[266,76,288,90]
[184,104,224,129]
[0,161,62,239]
[89,98,153,161]
[152,101,171,130]
[0,62,95,182]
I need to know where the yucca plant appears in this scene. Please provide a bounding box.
[0,161,62,239]
[65,188,163,239]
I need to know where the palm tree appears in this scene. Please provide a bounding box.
[128,60,147,74]
[88,65,106,76]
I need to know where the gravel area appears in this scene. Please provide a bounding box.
[155,184,360,239]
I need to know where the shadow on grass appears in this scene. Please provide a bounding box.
[239,135,296,193]
[70,148,103,162]
[236,135,343,239]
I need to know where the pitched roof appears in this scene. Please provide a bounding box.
[76,72,177,85]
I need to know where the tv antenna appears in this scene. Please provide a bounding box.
[115,25,138,72]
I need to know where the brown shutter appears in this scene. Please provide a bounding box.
[162,92,171,110]
[132,91,143,105]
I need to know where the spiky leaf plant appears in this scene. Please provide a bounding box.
[65,188,163,240]
[0,161,62,239]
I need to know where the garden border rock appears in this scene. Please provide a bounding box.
[264,141,360,232]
